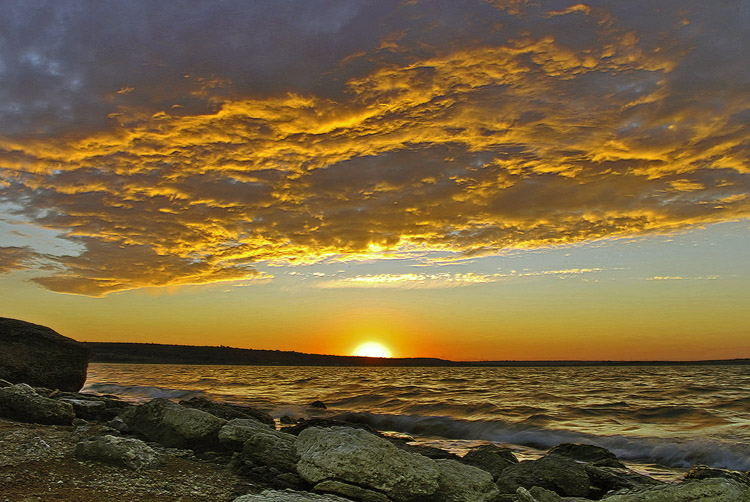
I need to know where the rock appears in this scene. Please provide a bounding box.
[233,489,352,502]
[601,477,750,501]
[283,417,379,436]
[75,434,162,470]
[0,318,89,392]
[496,454,591,498]
[435,458,500,502]
[309,400,327,409]
[123,398,226,449]
[313,480,390,502]
[57,392,132,421]
[548,443,621,465]
[220,418,276,451]
[0,383,75,425]
[586,464,663,497]
[280,415,297,425]
[684,464,750,487]
[296,426,440,502]
[461,444,519,479]
[180,396,276,427]
[241,430,299,473]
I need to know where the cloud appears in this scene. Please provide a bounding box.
[0,1,748,295]
[0,246,38,274]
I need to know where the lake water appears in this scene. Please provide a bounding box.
[83,363,750,480]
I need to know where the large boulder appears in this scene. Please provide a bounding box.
[496,454,591,498]
[75,435,163,470]
[122,398,226,449]
[586,464,663,497]
[461,444,518,480]
[296,426,440,502]
[684,464,750,487]
[180,396,276,427]
[0,383,74,425]
[548,443,624,467]
[434,458,500,502]
[219,418,276,451]
[0,318,89,392]
[241,429,299,473]
[601,477,750,501]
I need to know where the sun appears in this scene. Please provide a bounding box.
[353,341,393,358]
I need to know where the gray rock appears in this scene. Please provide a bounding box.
[497,454,590,498]
[547,443,621,465]
[0,383,75,425]
[220,418,276,451]
[435,458,500,502]
[684,464,750,487]
[233,489,352,502]
[314,480,390,502]
[0,317,89,392]
[75,434,162,470]
[601,477,750,501]
[586,464,663,497]
[242,430,299,472]
[180,396,276,427]
[123,398,226,449]
[461,444,518,479]
[296,426,441,502]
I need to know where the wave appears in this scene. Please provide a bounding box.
[82,383,209,402]
[334,411,750,471]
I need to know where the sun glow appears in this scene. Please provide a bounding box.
[353,341,393,358]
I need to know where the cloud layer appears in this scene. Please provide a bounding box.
[1,1,748,295]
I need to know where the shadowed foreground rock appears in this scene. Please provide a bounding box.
[602,477,750,501]
[0,317,89,392]
[0,383,74,425]
[75,434,163,470]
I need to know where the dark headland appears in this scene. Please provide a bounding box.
[84,341,750,367]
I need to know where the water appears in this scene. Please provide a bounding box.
[83,363,750,480]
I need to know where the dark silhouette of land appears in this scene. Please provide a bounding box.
[84,342,750,367]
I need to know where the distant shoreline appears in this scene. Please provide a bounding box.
[84,341,750,367]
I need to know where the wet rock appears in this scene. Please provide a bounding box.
[296,426,440,502]
[0,317,89,392]
[496,454,590,498]
[0,383,75,425]
[219,418,275,451]
[123,397,226,449]
[280,415,297,425]
[241,429,299,473]
[233,489,352,502]
[548,443,621,465]
[57,392,132,421]
[601,477,750,501]
[75,434,163,470]
[180,396,276,427]
[309,400,327,409]
[283,417,379,435]
[461,444,519,480]
[435,458,500,502]
[313,480,390,502]
[684,464,750,487]
[586,464,663,497]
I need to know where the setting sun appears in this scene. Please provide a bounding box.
[353,341,393,358]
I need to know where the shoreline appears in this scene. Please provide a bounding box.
[2,382,749,501]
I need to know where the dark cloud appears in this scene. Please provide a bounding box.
[1,1,748,295]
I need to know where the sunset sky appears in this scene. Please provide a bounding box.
[1,1,748,361]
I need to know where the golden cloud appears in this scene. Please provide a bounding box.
[1,4,748,295]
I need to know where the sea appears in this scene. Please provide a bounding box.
[83,363,750,481]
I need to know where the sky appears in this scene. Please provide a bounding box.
[1,0,748,361]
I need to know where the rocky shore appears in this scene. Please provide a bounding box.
[1,318,749,501]
[1,381,749,502]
